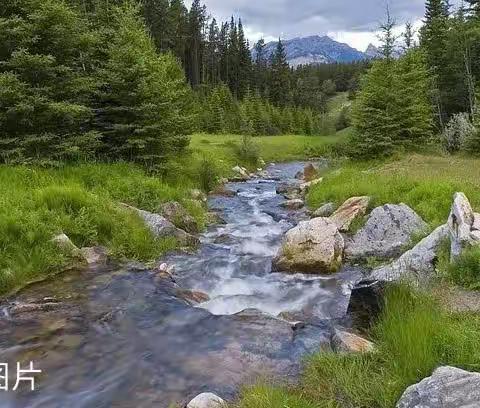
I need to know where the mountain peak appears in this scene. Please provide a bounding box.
[257,35,369,67]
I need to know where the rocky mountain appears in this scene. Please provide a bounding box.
[256,35,368,67]
[365,43,382,59]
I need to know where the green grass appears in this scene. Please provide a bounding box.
[308,153,480,227]
[437,242,480,290]
[0,162,205,295]
[235,285,480,408]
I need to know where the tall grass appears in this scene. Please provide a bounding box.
[0,163,203,295]
[235,285,480,408]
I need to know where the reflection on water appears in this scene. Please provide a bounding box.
[0,162,360,408]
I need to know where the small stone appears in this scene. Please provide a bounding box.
[177,289,210,304]
[52,233,78,253]
[211,185,236,197]
[186,392,225,408]
[332,329,375,353]
[312,203,336,218]
[303,163,319,182]
[160,201,199,234]
[281,199,305,210]
[299,178,323,193]
[80,247,108,266]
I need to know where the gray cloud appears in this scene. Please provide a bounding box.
[202,0,461,49]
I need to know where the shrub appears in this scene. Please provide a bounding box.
[197,156,219,193]
[233,134,260,166]
[442,113,475,154]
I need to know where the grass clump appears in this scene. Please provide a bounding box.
[235,284,480,408]
[443,245,480,290]
[0,163,203,295]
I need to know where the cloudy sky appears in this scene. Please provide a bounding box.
[202,0,462,51]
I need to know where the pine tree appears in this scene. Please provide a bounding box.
[97,2,192,165]
[253,38,268,96]
[0,0,99,164]
[237,19,252,99]
[186,0,206,86]
[205,18,220,85]
[269,39,290,106]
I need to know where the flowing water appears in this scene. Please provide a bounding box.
[0,162,361,408]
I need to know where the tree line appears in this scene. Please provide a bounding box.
[351,0,480,157]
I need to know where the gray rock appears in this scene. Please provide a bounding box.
[231,165,250,181]
[122,204,199,247]
[330,196,370,232]
[345,204,428,261]
[80,246,108,266]
[396,366,480,408]
[161,201,199,234]
[299,178,323,194]
[273,217,344,274]
[313,203,336,218]
[448,193,480,259]
[281,199,305,210]
[370,224,449,283]
[52,233,79,253]
[186,392,225,408]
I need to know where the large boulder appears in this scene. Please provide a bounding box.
[330,196,370,232]
[345,204,428,261]
[396,366,480,408]
[448,192,480,259]
[161,201,199,234]
[186,392,225,408]
[272,217,344,274]
[370,224,449,283]
[122,204,199,247]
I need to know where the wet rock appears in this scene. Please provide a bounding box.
[186,392,225,408]
[122,204,199,247]
[276,182,301,196]
[347,280,388,331]
[345,204,428,261]
[273,217,344,274]
[177,289,210,304]
[303,163,319,182]
[281,199,305,210]
[161,201,199,234]
[214,234,234,245]
[80,246,108,266]
[396,366,480,408]
[211,185,237,197]
[312,203,336,218]
[330,196,370,232]
[331,329,375,353]
[448,192,480,259]
[370,224,449,283]
[153,263,176,282]
[9,301,65,316]
[295,170,304,180]
[299,178,323,194]
[207,212,227,225]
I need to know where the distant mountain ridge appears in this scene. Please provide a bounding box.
[256,35,369,67]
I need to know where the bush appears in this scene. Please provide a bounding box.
[197,156,219,193]
[442,113,475,154]
[233,134,260,166]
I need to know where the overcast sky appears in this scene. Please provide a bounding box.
[202,0,462,51]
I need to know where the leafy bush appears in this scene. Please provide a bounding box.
[197,156,220,193]
[442,113,475,154]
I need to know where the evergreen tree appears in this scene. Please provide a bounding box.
[186,0,206,86]
[269,39,291,106]
[205,18,220,85]
[97,2,192,165]
[253,39,269,96]
[237,19,252,99]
